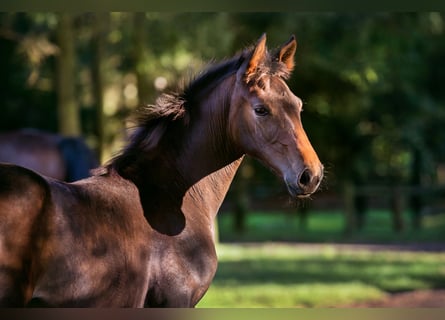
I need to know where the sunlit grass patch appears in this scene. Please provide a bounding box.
[196,243,445,307]
[198,282,385,308]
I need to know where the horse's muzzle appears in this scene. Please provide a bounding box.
[285,165,323,198]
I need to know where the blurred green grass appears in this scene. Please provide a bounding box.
[198,210,445,307]
[217,210,445,244]
[197,243,445,307]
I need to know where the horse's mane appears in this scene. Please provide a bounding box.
[132,55,246,130]
[115,54,246,158]
[131,45,290,135]
[105,43,291,173]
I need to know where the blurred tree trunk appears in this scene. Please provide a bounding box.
[354,187,368,230]
[296,205,309,230]
[390,186,405,232]
[233,176,248,233]
[132,12,151,105]
[352,162,369,230]
[91,13,109,163]
[409,148,423,229]
[56,13,81,136]
[233,159,252,233]
[343,181,357,234]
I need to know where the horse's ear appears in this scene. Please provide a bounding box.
[238,33,267,82]
[275,35,297,71]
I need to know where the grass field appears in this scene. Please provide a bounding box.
[197,243,445,307]
[196,210,445,307]
[217,209,445,244]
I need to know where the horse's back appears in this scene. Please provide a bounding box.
[28,173,150,307]
[0,163,49,306]
[0,166,150,307]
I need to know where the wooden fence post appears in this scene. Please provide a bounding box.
[343,182,357,234]
[390,186,405,232]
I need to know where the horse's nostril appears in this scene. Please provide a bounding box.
[298,168,312,187]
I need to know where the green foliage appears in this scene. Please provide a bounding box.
[1,12,445,188]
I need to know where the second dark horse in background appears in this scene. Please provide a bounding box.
[0,128,98,182]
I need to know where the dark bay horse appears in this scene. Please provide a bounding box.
[0,34,323,307]
[0,129,98,182]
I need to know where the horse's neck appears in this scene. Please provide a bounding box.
[171,77,243,222]
[119,76,243,227]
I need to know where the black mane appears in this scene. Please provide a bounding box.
[180,54,245,106]
[131,44,289,132]
[132,54,246,130]
[105,54,246,174]
[106,44,291,174]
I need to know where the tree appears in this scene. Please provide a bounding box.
[55,13,81,136]
[132,12,151,105]
[90,13,109,162]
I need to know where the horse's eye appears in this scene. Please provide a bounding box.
[254,106,270,116]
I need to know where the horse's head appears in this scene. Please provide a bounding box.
[229,34,323,198]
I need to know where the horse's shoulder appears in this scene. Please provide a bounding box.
[66,172,142,210]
